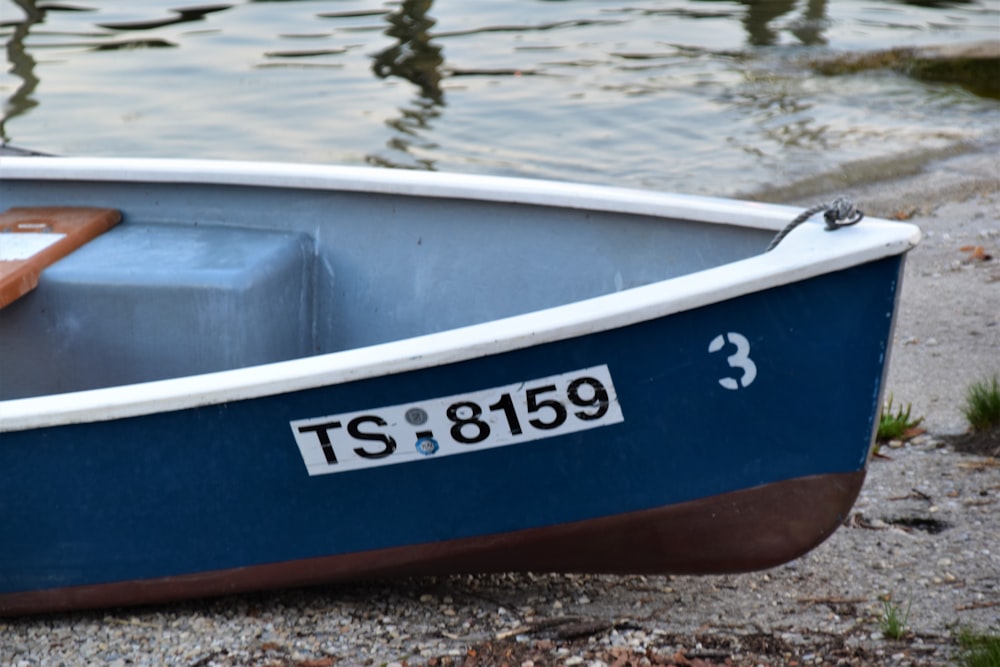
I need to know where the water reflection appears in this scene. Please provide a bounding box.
[1,1,233,143]
[2,0,993,182]
[372,0,443,103]
[702,0,830,47]
[1,0,43,143]
[368,0,445,169]
[96,4,231,32]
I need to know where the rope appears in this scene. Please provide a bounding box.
[766,196,864,252]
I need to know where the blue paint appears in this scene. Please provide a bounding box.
[0,256,902,594]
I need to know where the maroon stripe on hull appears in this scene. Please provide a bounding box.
[0,471,865,616]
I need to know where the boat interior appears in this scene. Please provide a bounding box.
[0,180,772,399]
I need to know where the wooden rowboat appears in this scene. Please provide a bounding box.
[0,157,919,615]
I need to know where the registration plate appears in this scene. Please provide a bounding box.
[290,364,624,476]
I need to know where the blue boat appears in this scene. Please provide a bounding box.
[0,157,919,615]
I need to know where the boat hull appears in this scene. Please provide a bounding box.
[0,471,864,616]
[0,254,902,615]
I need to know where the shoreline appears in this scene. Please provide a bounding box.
[0,147,997,666]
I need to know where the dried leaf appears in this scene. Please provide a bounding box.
[688,659,717,667]
[958,458,1000,471]
[960,245,993,261]
[609,647,633,667]
[296,659,335,667]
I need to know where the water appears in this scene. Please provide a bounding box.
[1,0,998,198]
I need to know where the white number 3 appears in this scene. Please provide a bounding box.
[708,332,757,390]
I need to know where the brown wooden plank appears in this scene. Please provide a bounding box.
[0,207,122,309]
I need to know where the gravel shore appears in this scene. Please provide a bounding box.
[1,146,997,666]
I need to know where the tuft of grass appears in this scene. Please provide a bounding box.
[879,596,911,640]
[957,628,1000,667]
[877,395,924,443]
[963,375,1000,432]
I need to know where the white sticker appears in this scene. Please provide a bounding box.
[0,233,66,261]
[290,364,624,476]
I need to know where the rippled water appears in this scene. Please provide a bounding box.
[1,0,998,197]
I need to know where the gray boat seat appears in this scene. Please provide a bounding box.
[0,223,314,399]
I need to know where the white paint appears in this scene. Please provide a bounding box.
[709,332,758,390]
[0,233,65,261]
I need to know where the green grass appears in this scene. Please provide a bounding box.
[957,628,1000,667]
[880,596,912,640]
[963,375,1000,432]
[877,396,924,443]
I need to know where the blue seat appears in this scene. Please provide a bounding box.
[0,223,314,399]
